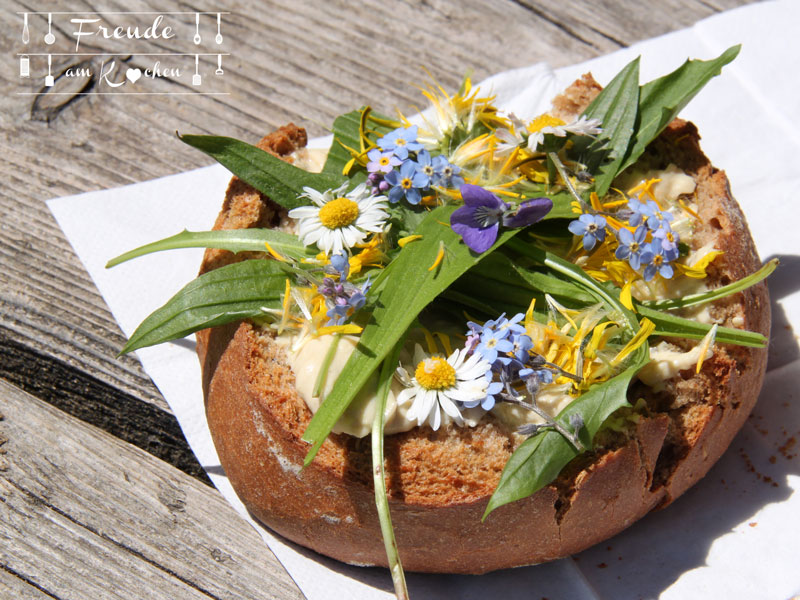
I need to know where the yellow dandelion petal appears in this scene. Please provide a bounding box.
[428,240,445,271]
[610,318,656,368]
[695,324,718,374]
[315,324,363,337]
[620,279,635,311]
[676,250,724,279]
[524,298,537,330]
[628,178,662,205]
[398,234,423,248]
[434,332,453,357]
[264,241,288,263]
[420,326,439,355]
[679,197,701,219]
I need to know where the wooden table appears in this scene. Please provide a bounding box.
[0,1,758,597]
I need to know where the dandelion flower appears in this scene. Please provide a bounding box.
[396,344,493,430]
[288,183,389,255]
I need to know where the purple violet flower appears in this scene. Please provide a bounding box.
[502,197,553,229]
[450,184,509,253]
[450,185,553,253]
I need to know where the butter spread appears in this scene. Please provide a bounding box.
[638,340,713,388]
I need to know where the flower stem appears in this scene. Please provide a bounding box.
[547,151,588,210]
[502,393,584,451]
[372,342,409,600]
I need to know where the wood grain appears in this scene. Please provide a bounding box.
[0,379,303,600]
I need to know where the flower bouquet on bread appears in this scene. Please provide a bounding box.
[108,46,773,596]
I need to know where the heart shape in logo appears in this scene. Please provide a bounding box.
[125,68,142,84]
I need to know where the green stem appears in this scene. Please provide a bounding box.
[547,151,588,210]
[312,334,343,398]
[642,258,778,311]
[372,341,408,600]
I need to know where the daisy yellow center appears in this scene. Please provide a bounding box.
[319,197,359,229]
[415,357,456,390]
[528,114,565,133]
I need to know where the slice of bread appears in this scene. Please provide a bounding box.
[196,77,769,574]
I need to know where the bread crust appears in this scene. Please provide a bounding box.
[197,87,770,573]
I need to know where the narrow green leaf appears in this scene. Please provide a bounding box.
[484,359,647,518]
[618,45,740,173]
[301,205,522,464]
[580,57,640,196]
[121,259,286,354]
[637,305,767,348]
[106,228,315,268]
[178,134,345,210]
[643,258,777,311]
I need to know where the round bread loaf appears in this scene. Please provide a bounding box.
[196,77,770,574]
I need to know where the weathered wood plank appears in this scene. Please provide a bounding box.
[0,379,303,600]
[0,565,54,600]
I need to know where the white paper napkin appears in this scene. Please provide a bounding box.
[48,1,800,598]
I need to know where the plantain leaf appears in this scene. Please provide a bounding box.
[106,228,315,268]
[178,134,345,210]
[579,56,640,197]
[301,205,523,465]
[484,357,647,518]
[121,259,287,355]
[618,45,740,173]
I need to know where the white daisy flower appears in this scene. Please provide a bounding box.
[288,182,389,255]
[396,344,493,431]
[526,114,603,152]
[561,115,603,137]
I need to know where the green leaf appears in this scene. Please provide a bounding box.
[484,359,646,518]
[178,134,345,210]
[301,205,522,464]
[637,305,767,348]
[580,57,640,196]
[323,109,363,176]
[618,45,740,173]
[106,228,315,268]
[121,259,287,355]
[642,258,777,311]
[323,108,398,177]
